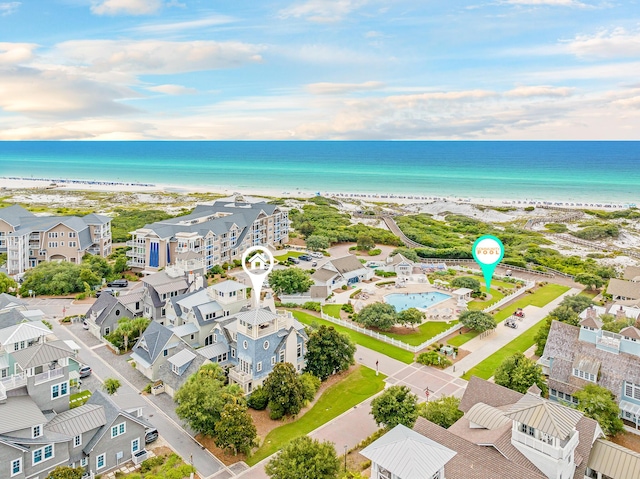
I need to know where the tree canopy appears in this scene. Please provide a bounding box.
[370,385,419,429]
[304,325,356,381]
[263,362,306,419]
[451,276,481,293]
[356,233,375,251]
[268,268,314,295]
[397,308,425,327]
[494,352,548,396]
[418,395,463,429]
[214,401,258,455]
[0,273,17,294]
[106,316,149,351]
[306,235,331,251]
[46,466,84,479]
[175,363,245,437]
[458,310,496,333]
[354,302,397,331]
[575,384,624,437]
[574,273,605,290]
[103,378,121,395]
[265,436,340,479]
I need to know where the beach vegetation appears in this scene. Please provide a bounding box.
[304,325,356,381]
[19,260,105,296]
[494,352,548,396]
[110,208,173,243]
[584,208,640,220]
[545,223,568,233]
[265,436,340,479]
[418,396,463,429]
[390,247,420,262]
[268,267,313,295]
[371,385,419,429]
[306,234,330,251]
[571,223,620,241]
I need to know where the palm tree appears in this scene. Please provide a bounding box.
[103,378,121,395]
[117,317,135,352]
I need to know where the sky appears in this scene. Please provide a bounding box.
[1,0,640,140]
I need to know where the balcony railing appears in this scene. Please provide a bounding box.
[512,428,578,460]
[34,368,64,385]
[0,372,27,391]
[229,368,252,385]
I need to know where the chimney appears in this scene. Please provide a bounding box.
[188,271,194,284]
[195,274,204,290]
[616,306,626,322]
[586,306,596,320]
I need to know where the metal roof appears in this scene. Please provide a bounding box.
[169,322,198,338]
[466,403,511,430]
[360,424,457,479]
[505,394,583,440]
[0,396,48,434]
[0,320,51,346]
[46,404,106,436]
[167,348,196,368]
[196,342,228,359]
[211,280,246,293]
[235,308,278,325]
[198,301,223,316]
[587,438,640,479]
[155,279,189,295]
[10,340,74,370]
[572,355,601,376]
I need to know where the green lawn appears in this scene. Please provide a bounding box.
[274,251,305,262]
[466,278,516,311]
[461,316,548,380]
[381,321,459,346]
[292,311,415,364]
[247,365,385,465]
[446,283,569,348]
[322,304,343,318]
[70,390,92,409]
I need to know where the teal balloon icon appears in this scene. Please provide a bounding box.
[472,235,505,292]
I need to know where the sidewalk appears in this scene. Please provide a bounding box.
[444,287,581,378]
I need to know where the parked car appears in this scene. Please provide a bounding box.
[298,255,312,261]
[311,261,318,267]
[145,428,159,444]
[504,318,518,329]
[79,365,92,378]
[107,279,128,287]
[311,252,324,259]
[82,319,89,330]
[96,289,116,298]
[514,308,525,318]
[287,257,300,264]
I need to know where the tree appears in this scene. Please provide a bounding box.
[390,247,419,262]
[356,233,375,251]
[263,362,305,419]
[214,401,258,455]
[574,273,605,290]
[114,255,128,274]
[397,308,425,328]
[451,276,481,293]
[46,466,84,479]
[0,272,17,294]
[418,395,463,429]
[354,302,397,331]
[306,235,331,251]
[103,378,121,395]
[560,294,593,314]
[304,325,356,381]
[534,295,593,355]
[265,436,340,479]
[575,384,624,437]
[458,310,496,333]
[268,268,314,295]
[175,363,244,436]
[494,352,548,396]
[370,385,419,429]
[299,372,321,402]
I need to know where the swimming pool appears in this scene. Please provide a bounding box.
[384,292,452,311]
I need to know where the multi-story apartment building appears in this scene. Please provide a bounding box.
[0,205,112,276]
[126,199,288,273]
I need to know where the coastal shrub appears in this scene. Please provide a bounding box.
[571,224,620,241]
[368,248,382,256]
[545,223,568,233]
[302,302,321,312]
[140,456,165,473]
[524,206,535,211]
[75,293,87,300]
[111,209,173,243]
[417,351,452,368]
[341,303,354,313]
[19,261,103,296]
[247,386,269,410]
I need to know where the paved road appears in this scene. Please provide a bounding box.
[30,298,232,479]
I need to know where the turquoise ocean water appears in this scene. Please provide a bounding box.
[0,141,639,204]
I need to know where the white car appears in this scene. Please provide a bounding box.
[311,252,324,259]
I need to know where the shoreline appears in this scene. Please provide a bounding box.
[1,176,638,210]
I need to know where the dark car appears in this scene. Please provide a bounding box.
[107,279,128,287]
[79,365,92,378]
[298,255,312,261]
[287,257,300,264]
[96,289,116,298]
[145,428,159,444]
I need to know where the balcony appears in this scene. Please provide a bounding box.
[512,428,578,460]
[229,367,252,386]
[34,368,64,385]
[596,331,621,353]
[0,372,27,391]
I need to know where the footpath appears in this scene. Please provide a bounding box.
[444,287,581,378]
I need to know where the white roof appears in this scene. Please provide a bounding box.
[176,289,210,309]
[63,339,81,351]
[21,309,45,320]
[199,301,223,315]
[197,342,228,359]
[452,288,474,295]
[169,323,199,337]
[167,349,196,368]
[236,308,278,325]
[360,424,456,479]
[579,305,607,319]
[211,280,246,293]
[0,320,51,346]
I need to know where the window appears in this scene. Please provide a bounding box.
[624,382,640,401]
[33,449,42,464]
[172,363,179,374]
[96,453,105,470]
[263,340,269,350]
[297,343,302,358]
[80,458,87,467]
[271,356,276,366]
[52,384,60,399]
[243,340,248,349]
[69,232,76,238]
[378,467,392,479]
[105,327,110,336]
[573,368,596,383]
[217,352,228,362]
[48,232,58,238]
[163,349,168,357]
[231,348,236,358]
[60,241,64,246]
[111,422,126,438]
[74,435,82,447]
[61,382,68,396]
[132,438,140,453]
[44,445,53,459]
[33,425,42,438]
[257,361,262,372]
[279,350,285,362]
[32,444,54,465]
[48,241,58,248]
[69,241,77,247]
[11,458,21,476]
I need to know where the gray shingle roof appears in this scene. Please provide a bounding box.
[0,293,27,311]
[82,213,111,225]
[0,309,30,330]
[607,278,640,300]
[46,404,106,436]
[330,255,367,274]
[157,343,210,393]
[0,205,34,227]
[11,340,74,369]
[131,321,177,365]
[0,395,48,434]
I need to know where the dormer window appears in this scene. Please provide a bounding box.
[32,425,42,438]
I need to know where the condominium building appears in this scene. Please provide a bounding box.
[126,199,288,273]
[0,205,112,276]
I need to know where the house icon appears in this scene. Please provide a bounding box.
[248,252,270,272]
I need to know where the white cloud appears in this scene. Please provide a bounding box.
[0,2,20,16]
[0,42,37,65]
[565,27,640,59]
[53,39,264,74]
[503,0,586,6]
[147,84,197,95]
[506,85,574,97]
[132,15,235,34]
[91,0,163,16]
[279,0,368,23]
[307,81,384,95]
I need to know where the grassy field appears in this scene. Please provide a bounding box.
[69,390,92,408]
[322,304,343,318]
[292,311,415,364]
[446,283,569,348]
[274,251,305,262]
[466,278,516,311]
[247,365,385,465]
[381,321,459,346]
[461,316,549,380]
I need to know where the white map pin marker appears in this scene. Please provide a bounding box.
[242,246,275,309]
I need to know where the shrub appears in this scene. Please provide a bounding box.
[349,289,362,299]
[140,456,165,473]
[247,386,269,410]
[417,351,452,368]
[75,292,87,300]
[143,383,152,394]
[368,248,382,256]
[268,400,286,420]
[524,206,535,211]
[302,302,321,312]
[341,285,348,290]
[299,373,321,402]
[341,303,354,313]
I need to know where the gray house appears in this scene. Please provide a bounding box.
[156,342,211,397]
[130,321,181,381]
[84,293,138,340]
[140,268,193,324]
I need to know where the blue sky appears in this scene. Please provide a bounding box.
[1,0,639,139]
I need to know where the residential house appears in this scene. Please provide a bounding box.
[156,342,211,398]
[0,320,52,381]
[84,293,139,340]
[606,278,640,301]
[126,200,288,273]
[622,266,640,282]
[311,255,374,296]
[0,204,112,276]
[130,321,181,381]
[382,253,415,277]
[540,316,640,430]
[362,376,613,479]
[0,293,27,314]
[140,267,195,324]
